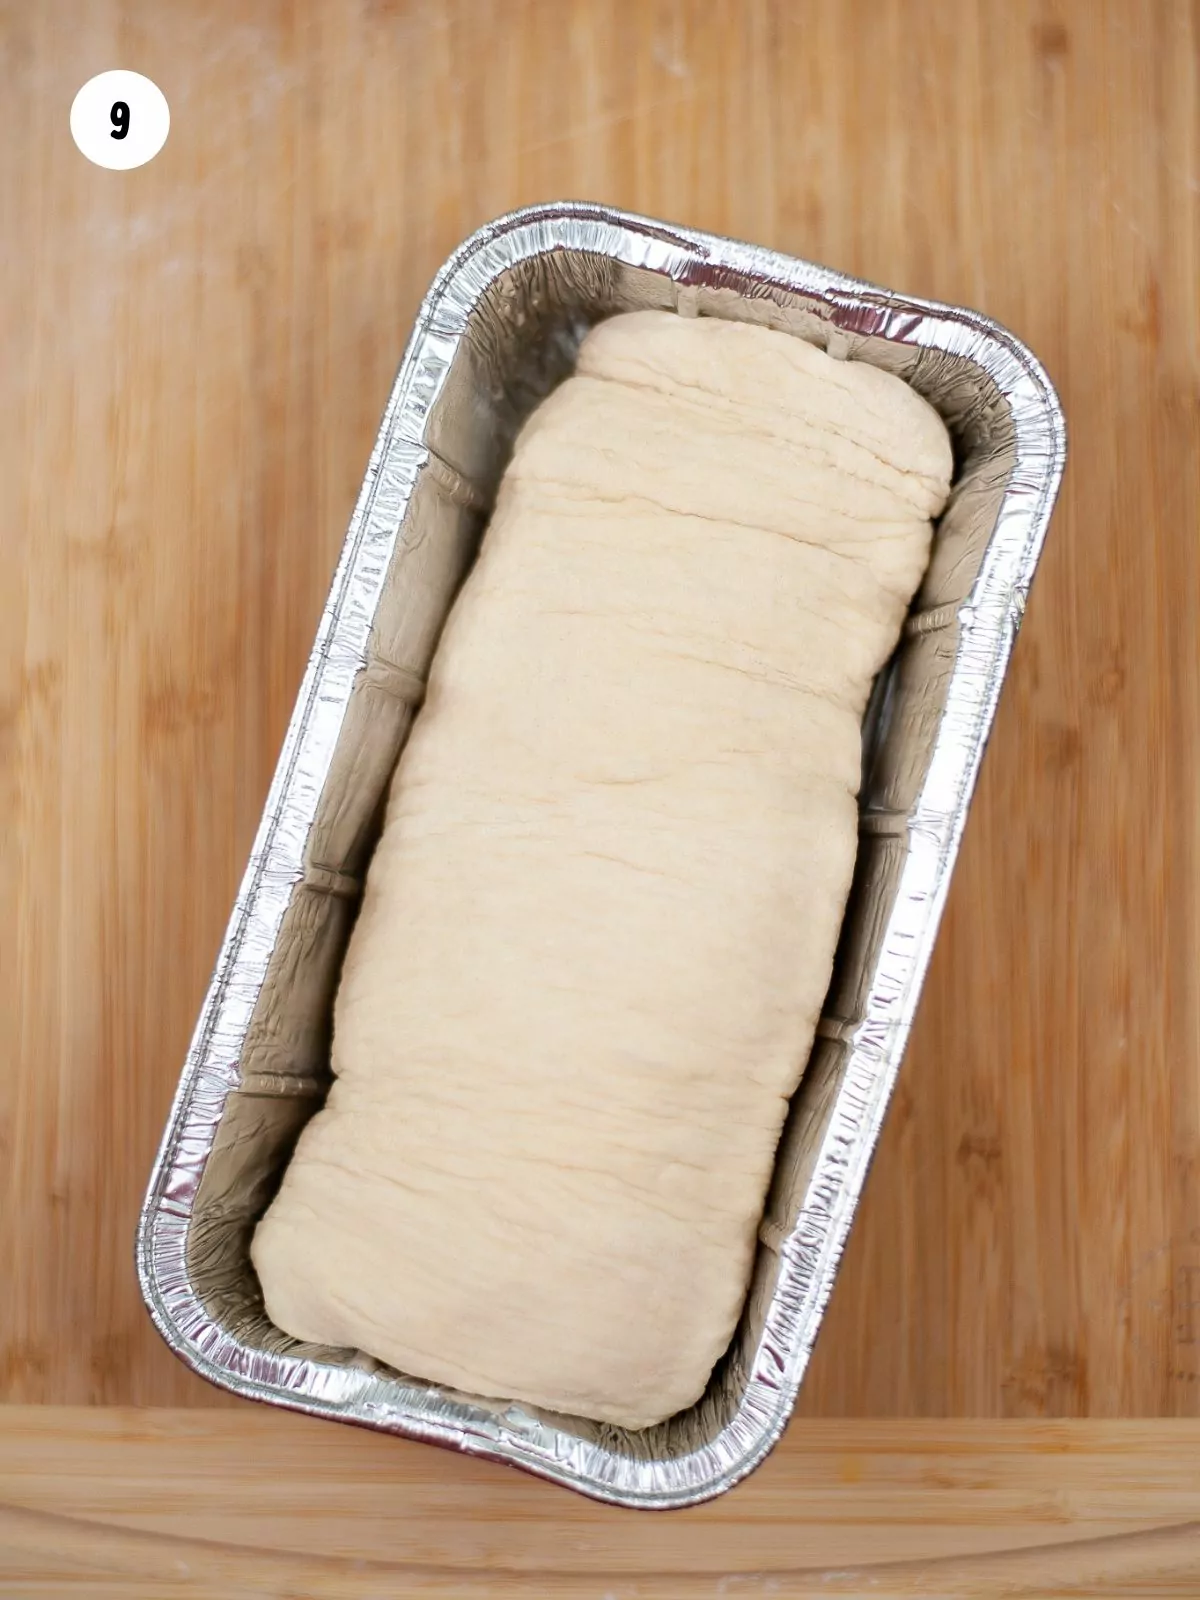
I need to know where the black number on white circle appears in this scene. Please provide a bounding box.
[110,101,130,140]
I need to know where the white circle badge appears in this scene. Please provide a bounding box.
[70,71,169,170]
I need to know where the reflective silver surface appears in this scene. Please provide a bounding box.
[137,203,1066,1508]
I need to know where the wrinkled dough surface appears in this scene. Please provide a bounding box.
[252,310,952,1429]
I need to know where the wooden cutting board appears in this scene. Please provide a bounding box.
[3,0,1199,1589]
[2,1410,1200,1597]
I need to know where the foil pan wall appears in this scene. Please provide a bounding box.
[137,202,1065,1508]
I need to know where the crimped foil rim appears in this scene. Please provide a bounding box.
[138,202,1065,1507]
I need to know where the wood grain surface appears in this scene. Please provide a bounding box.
[4,1409,1200,1597]
[3,0,1199,1441]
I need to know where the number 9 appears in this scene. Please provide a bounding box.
[110,101,130,140]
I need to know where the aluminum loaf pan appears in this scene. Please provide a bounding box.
[137,202,1066,1508]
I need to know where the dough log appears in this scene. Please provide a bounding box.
[251,310,952,1429]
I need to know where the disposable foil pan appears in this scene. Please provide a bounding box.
[137,202,1066,1508]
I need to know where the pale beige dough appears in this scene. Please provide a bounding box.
[251,310,952,1429]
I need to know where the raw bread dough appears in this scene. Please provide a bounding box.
[251,310,952,1429]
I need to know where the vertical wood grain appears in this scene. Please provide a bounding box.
[1,0,1197,1415]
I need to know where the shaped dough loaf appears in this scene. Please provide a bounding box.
[251,310,952,1428]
